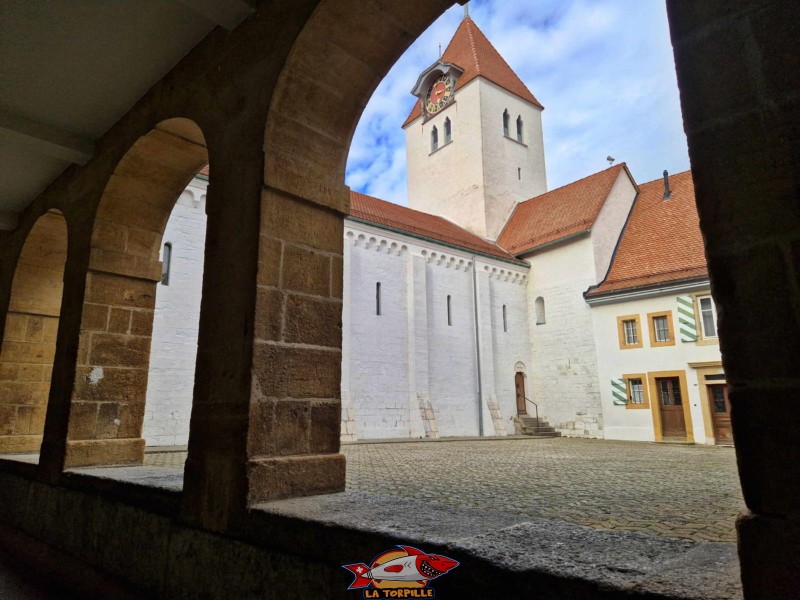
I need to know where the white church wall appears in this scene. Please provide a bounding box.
[523,236,604,438]
[590,171,638,281]
[342,220,531,440]
[424,253,480,437]
[485,264,532,430]
[143,178,207,447]
[590,289,723,444]
[479,79,547,240]
[406,80,487,236]
[344,226,411,439]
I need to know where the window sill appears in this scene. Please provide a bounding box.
[626,404,651,410]
[504,134,527,147]
[695,337,719,346]
[429,139,453,156]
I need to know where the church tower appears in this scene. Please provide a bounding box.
[403,15,547,240]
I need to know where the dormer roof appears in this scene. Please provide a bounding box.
[498,164,636,256]
[403,17,543,128]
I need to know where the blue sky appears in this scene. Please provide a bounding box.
[345,0,689,205]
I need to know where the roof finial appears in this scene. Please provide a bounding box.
[464,2,470,19]
[438,43,442,58]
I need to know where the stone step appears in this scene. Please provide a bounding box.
[523,431,562,438]
[523,426,557,434]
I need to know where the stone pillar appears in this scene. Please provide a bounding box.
[474,265,500,436]
[407,253,430,438]
[667,2,800,597]
[245,187,345,503]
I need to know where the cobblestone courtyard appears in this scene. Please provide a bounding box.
[145,437,743,542]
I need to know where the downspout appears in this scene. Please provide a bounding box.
[471,255,484,437]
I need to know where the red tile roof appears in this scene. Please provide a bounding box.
[497,164,633,255]
[403,18,543,128]
[349,190,524,264]
[587,170,708,297]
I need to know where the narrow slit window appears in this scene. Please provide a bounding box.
[518,167,521,180]
[503,304,508,332]
[161,242,172,286]
[447,295,452,326]
[376,282,381,316]
[444,117,452,144]
[503,110,510,136]
[431,126,439,152]
[516,115,524,142]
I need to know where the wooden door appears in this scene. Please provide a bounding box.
[657,377,686,438]
[515,372,526,415]
[708,384,733,444]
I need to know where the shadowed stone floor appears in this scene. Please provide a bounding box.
[145,437,743,543]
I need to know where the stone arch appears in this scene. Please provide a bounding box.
[264,0,455,210]
[66,118,208,468]
[0,210,68,454]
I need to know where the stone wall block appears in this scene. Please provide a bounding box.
[81,304,109,332]
[73,366,148,404]
[257,236,282,288]
[730,386,800,516]
[280,245,331,296]
[254,288,283,342]
[64,438,145,467]
[0,405,14,434]
[129,310,154,336]
[247,398,276,457]
[107,308,131,334]
[282,295,341,348]
[85,272,157,310]
[67,402,98,440]
[309,401,341,454]
[89,334,151,370]
[96,402,121,439]
[261,190,344,254]
[252,344,340,399]
[125,227,161,260]
[274,399,310,456]
[3,313,27,341]
[247,453,345,503]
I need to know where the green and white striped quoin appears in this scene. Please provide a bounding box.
[611,378,627,405]
[677,295,698,342]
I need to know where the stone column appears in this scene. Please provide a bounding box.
[407,253,429,438]
[667,2,800,596]
[473,264,500,436]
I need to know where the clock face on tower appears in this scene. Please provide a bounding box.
[425,73,455,115]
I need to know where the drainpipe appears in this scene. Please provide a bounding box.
[471,255,484,437]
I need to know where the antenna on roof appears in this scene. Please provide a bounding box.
[464,2,470,19]
[606,156,615,166]
[663,170,672,200]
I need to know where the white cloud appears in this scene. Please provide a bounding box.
[345,0,689,205]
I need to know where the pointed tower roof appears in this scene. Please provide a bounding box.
[403,17,543,127]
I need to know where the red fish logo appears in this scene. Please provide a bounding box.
[343,545,459,597]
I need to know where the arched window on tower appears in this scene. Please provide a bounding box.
[503,110,510,137]
[444,118,452,144]
[535,296,546,325]
[431,126,439,152]
[516,115,524,142]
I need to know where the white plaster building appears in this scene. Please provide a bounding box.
[142,16,725,446]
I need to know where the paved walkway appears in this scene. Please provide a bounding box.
[145,437,744,542]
